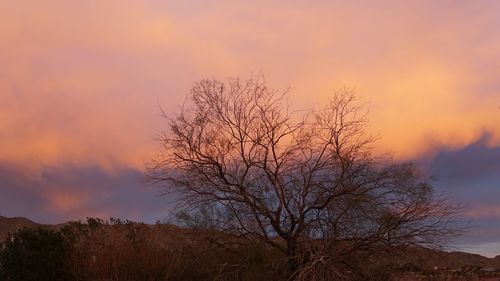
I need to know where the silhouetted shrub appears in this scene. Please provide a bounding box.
[0,227,70,281]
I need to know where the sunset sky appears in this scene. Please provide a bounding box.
[1,1,499,256]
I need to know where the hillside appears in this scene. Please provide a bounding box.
[0,216,41,240]
[0,215,65,241]
[1,215,499,272]
[391,246,500,270]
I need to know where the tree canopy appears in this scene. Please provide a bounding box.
[148,76,461,279]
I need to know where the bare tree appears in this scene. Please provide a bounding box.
[148,76,461,278]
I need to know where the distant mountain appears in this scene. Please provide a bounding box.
[394,247,500,270]
[0,216,41,240]
[0,215,65,241]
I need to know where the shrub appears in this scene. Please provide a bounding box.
[0,227,70,281]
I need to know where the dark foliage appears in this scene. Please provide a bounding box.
[0,216,484,281]
[0,227,70,281]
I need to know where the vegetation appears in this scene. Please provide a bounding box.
[0,77,465,280]
[147,76,462,279]
[0,218,289,281]
[0,217,494,281]
[0,228,70,281]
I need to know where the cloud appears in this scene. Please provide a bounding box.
[456,242,500,258]
[424,133,500,255]
[0,163,173,224]
[428,133,500,202]
[1,1,500,258]
[454,217,500,257]
[0,1,500,168]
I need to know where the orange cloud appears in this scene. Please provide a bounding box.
[0,0,499,171]
[46,191,91,214]
[466,207,500,219]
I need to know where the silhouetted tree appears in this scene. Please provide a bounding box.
[148,76,462,278]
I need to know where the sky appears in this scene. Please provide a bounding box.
[0,0,499,256]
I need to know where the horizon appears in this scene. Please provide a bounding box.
[1,1,500,258]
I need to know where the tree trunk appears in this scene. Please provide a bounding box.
[287,239,299,274]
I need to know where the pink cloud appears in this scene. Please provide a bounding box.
[1,1,500,225]
[466,207,500,219]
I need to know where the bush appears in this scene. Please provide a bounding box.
[0,227,70,281]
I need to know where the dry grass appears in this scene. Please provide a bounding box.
[61,219,287,281]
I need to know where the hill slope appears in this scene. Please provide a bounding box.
[1,215,499,270]
[0,215,65,241]
[0,216,41,240]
